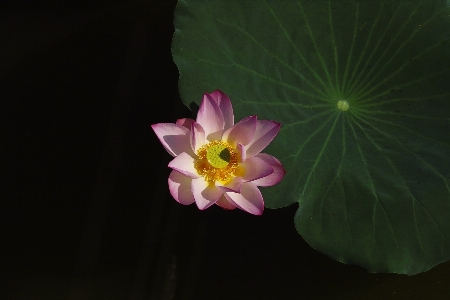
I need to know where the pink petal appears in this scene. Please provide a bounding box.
[168,170,195,205]
[240,156,274,182]
[222,115,257,147]
[168,152,198,179]
[151,123,194,157]
[251,153,286,187]
[245,120,281,157]
[176,118,195,129]
[208,90,234,130]
[215,195,237,210]
[225,182,264,215]
[236,143,246,163]
[190,122,206,153]
[216,176,242,193]
[191,177,224,210]
[197,92,225,141]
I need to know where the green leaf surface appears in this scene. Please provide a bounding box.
[172,0,450,274]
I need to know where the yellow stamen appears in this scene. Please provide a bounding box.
[195,140,239,184]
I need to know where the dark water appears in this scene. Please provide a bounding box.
[2,1,450,299]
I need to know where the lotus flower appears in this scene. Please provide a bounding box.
[151,90,285,215]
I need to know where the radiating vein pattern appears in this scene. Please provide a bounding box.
[173,0,450,274]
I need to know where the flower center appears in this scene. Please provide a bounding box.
[206,144,230,168]
[195,140,238,183]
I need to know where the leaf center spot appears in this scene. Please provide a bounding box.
[337,100,349,111]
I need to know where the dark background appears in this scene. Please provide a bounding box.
[2,1,450,299]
